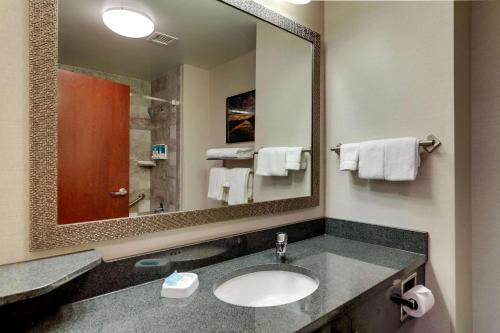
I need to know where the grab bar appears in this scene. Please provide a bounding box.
[129,193,146,209]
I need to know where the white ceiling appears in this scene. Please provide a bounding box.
[58,0,259,80]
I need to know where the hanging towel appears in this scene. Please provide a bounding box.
[208,168,229,201]
[227,168,253,205]
[358,140,385,179]
[384,138,420,181]
[286,147,306,171]
[206,148,254,159]
[256,148,288,176]
[339,143,359,171]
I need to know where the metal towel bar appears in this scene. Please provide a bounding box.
[254,147,312,155]
[330,134,441,154]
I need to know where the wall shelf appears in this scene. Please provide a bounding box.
[137,161,157,168]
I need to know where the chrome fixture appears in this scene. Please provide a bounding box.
[129,193,146,209]
[109,187,128,197]
[154,202,165,214]
[254,147,312,155]
[276,232,288,262]
[330,134,442,154]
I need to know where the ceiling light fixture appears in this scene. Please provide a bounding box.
[102,8,154,38]
[286,0,311,4]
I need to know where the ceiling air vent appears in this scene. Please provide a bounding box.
[147,32,178,47]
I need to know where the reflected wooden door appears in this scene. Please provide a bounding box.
[57,70,130,224]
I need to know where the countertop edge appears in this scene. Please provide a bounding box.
[298,254,427,333]
[0,251,102,306]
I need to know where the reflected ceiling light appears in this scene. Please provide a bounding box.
[102,8,154,38]
[286,0,311,4]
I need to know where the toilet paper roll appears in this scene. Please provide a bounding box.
[402,285,435,318]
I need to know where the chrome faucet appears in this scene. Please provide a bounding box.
[276,232,288,262]
[154,202,165,214]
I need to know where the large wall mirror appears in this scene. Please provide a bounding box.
[29,0,320,250]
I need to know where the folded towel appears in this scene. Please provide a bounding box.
[206,148,254,159]
[247,173,254,201]
[286,147,307,171]
[208,168,229,201]
[227,168,253,205]
[339,143,359,171]
[384,138,420,181]
[256,148,288,176]
[358,140,385,179]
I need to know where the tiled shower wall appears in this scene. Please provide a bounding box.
[58,64,152,215]
[150,67,181,212]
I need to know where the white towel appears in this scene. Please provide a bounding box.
[227,168,253,205]
[384,138,420,181]
[286,147,306,171]
[358,140,385,179]
[206,148,254,159]
[208,168,229,201]
[339,143,359,171]
[256,148,288,176]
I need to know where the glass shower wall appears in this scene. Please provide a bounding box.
[150,67,181,212]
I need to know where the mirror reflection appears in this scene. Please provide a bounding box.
[57,0,312,225]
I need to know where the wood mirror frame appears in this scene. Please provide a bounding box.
[29,0,321,250]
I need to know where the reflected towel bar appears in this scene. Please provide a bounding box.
[254,148,312,155]
[207,148,312,161]
[330,134,441,155]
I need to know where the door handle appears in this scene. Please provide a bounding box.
[110,188,128,197]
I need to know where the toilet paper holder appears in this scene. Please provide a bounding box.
[391,271,418,321]
[390,294,418,310]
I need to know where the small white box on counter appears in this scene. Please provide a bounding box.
[161,272,199,299]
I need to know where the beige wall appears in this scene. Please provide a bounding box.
[0,0,324,265]
[253,21,312,202]
[453,3,472,333]
[471,2,500,332]
[209,51,256,152]
[181,51,256,211]
[180,65,211,211]
[325,2,464,332]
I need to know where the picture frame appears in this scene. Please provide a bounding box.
[226,90,255,143]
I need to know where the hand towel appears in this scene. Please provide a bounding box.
[256,148,288,176]
[227,168,253,205]
[339,143,359,171]
[286,147,306,170]
[383,137,420,181]
[358,140,385,179]
[208,168,229,201]
[206,148,254,159]
[247,173,254,201]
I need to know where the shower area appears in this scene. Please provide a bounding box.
[130,66,181,215]
[148,67,181,214]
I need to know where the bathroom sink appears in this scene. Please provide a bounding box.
[213,264,318,307]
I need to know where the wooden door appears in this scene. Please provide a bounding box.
[57,69,130,224]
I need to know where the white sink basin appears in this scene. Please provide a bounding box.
[213,264,318,307]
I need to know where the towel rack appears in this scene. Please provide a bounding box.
[207,148,312,160]
[254,147,312,155]
[206,156,254,161]
[330,134,441,154]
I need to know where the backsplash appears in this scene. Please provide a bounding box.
[325,218,428,255]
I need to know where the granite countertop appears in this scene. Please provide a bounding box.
[30,236,426,333]
[0,250,101,306]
